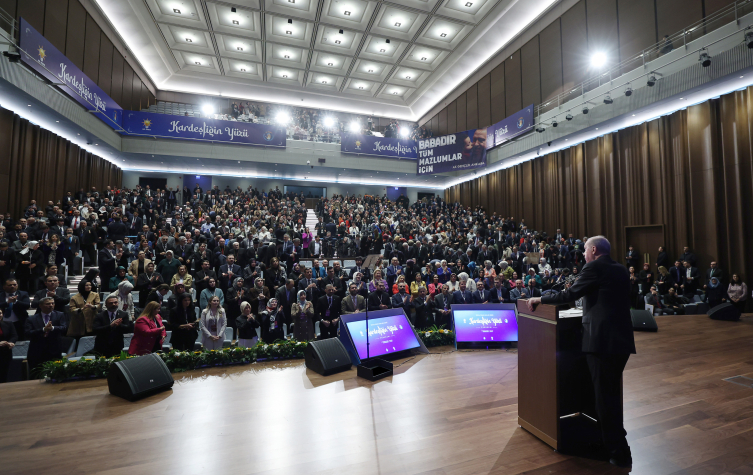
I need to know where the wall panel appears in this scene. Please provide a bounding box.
[65,0,86,71]
[447,100,457,135]
[16,0,45,32]
[477,73,491,128]
[0,0,15,20]
[132,73,143,110]
[656,0,703,38]
[121,63,134,111]
[521,36,541,110]
[586,0,619,70]
[43,0,69,54]
[617,0,656,74]
[438,107,448,135]
[490,62,506,123]
[98,32,113,97]
[560,0,588,92]
[466,83,478,130]
[456,92,467,132]
[83,14,101,84]
[110,51,124,105]
[504,51,522,116]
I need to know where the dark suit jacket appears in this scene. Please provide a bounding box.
[316,295,341,323]
[391,292,412,310]
[541,255,636,355]
[0,320,18,343]
[25,311,68,367]
[32,287,71,312]
[93,309,134,357]
[472,289,491,304]
[490,286,509,303]
[0,291,31,326]
[98,248,116,275]
[107,221,127,242]
[452,290,473,305]
[367,291,392,311]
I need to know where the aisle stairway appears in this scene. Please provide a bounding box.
[306,209,318,237]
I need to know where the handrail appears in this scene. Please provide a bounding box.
[535,0,753,118]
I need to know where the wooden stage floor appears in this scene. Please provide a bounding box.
[2,315,753,475]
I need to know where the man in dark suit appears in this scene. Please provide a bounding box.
[668,260,684,291]
[25,297,68,374]
[472,280,492,303]
[0,241,14,285]
[391,282,412,310]
[32,275,71,313]
[219,254,242,292]
[274,279,296,324]
[0,278,31,340]
[0,309,18,383]
[367,281,392,311]
[704,261,726,288]
[433,284,453,326]
[678,247,697,267]
[349,256,371,282]
[681,261,700,296]
[93,296,134,357]
[411,286,434,329]
[98,240,119,293]
[452,280,473,305]
[107,217,127,244]
[316,285,341,340]
[529,236,635,468]
[490,276,509,303]
[625,246,639,269]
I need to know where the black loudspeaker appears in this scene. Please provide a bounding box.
[630,309,658,332]
[708,302,741,321]
[107,353,174,401]
[304,339,352,376]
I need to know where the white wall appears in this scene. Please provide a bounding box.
[122,171,437,203]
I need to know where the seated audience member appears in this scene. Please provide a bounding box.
[316,284,341,340]
[646,286,674,315]
[25,297,68,374]
[664,288,688,315]
[367,280,392,311]
[236,301,260,348]
[490,277,509,303]
[200,277,224,309]
[109,266,134,291]
[727,274,748,314]
[128,251,152,278]
[170,265,193,292]
[200,295,227,350]
[169,293,199,351]
[509,280,525,303]
[128,301,166,356]
[93,296,134,357]
[391,282,411,310]
[342,282,366,314]
[472,280,491,304]
[0,309,18,383]
[452,280,473,305]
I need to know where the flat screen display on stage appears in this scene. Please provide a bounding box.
[345,313,421,359]
[452,304,518,342]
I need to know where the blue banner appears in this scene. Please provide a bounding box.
[19,18,123,130]
[122,111,286,147]
[417,129,487,175]
[486,104,534,150]
[341,134,417,159]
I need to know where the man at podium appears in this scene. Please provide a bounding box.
[527,236,635,468]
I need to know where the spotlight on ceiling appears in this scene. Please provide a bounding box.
[3,51,20,63]
[746,30,753,48]
[349,121,360,133]
[699,50,711,67]
[288,18,292,24]
[201,104,214,115]
[399,127,410,138]
[339,29,343,34]
[551,120,558,128]
[582,107,589,114]
[603,95,613,104]
[385,39,390,44]
[624,86,633,97]
[590,52,607,68]
[231,7,237,12]
[535,125,545,133]
[324,117,335,127]
[276,112,290,124]
[565,112,573,121]
[647,75,657,86]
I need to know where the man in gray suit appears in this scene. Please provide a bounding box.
[341,282,365,314]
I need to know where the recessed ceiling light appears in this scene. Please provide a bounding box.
[285,30,292,35]
[195,61,201,65]
[237,46,243,51]
[240,68,246,72]
[55,120,59,122]
[368,69,374,73]
[421,57,427,61]
[394,22,401,27]
[595,128,599,130]
[327,62,333,66]
[359,86,364,89]
[283,74,288,78]
[440,32,447,38]
[406,76,411,79]
[335,40,341,44]
[77,133,80,135]
[284,54,290,59]
[173,8,181,14]
[27,104,31,106]
[632,114,635,116]
[344,10,351,16]
[322,80,327,84]
[186,38,193,43]
[393,91,398,95]
[288,0,295,3]
[379,49,385,53]
[465,2,473,6]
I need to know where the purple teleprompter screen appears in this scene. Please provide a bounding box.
[345,313,421,359]
[452,309,518,342]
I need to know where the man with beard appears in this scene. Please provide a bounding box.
[470,128,487,163]
[367,280,392,311]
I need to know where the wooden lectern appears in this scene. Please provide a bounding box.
[516,301,605,454]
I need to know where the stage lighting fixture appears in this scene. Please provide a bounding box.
[624,87,633,97]
[399,127,409,138]
[201,104,214,115]
[603,95,613,104]
[535,125,545,133]
[231,7,237,12]
[385,39,390,44]
[324,117,335,128]
[276,112,290,124]
[565,112,573,121]
[647,75,656,86]
[746,31,753,48]
[590,52,607,68]
[551,120,558,127]
[582,107,589,114]
[3,51,20,63]
[339,29,343,34]
[349,121,360,133]
[699,50,711,67]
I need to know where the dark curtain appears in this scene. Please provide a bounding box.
[446,86,753,282]
[0,108,122,218]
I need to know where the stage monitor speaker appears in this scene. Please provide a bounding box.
[630,309,658,332]
[107,353,174,401]
[708,302,741,321]
[305,339,352,376]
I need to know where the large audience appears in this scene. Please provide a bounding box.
[0,183,746,381]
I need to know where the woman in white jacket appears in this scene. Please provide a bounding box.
[200,295,227,350]
[110,280,135,320]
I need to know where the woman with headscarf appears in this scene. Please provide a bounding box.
[349,272,368,299]
[259,298,285,343]
[68,280,101,337]
[291,289,315,341]
[136,261,163,304]
[200,295,227,350]
[458,272,476,293]
[83,268,101,294]
[236,301,260,348]
[111,280,135,321]
[15,240,44,293]
[436,260,451,284]
[109,266,134,292]
[704,277,727,309]
[225,276,245,339]
[200,277,224,309]
[169,292,198,351]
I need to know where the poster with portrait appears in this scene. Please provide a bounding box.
[416,128,487,175]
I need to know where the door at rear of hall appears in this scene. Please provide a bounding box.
[624,225,664,267]
[138,177,167,191]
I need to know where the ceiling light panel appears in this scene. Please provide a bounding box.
[217,35,262,60]
[417,18,471,49]
[222,58,263,80]
[310,51,350,74]
[159,25,213,54]
[178,52,220,73]
[315,27,361,55]
[152,0,205,26]
[402,45,447,70]
[205,3,261,38]
[308,73,342,89]
[350,58,392,81]
[322,0,374,29]
[346,78,376,95]
[266,0,317,20]
[267,66,304,86]
[389,67,428,87]
[266,44,307,68]
[438,0,493,22]
[372,6,426,41]
[359,36,407,63]
[266,15,313,47]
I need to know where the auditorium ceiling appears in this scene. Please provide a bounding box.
[93,0,556,119]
